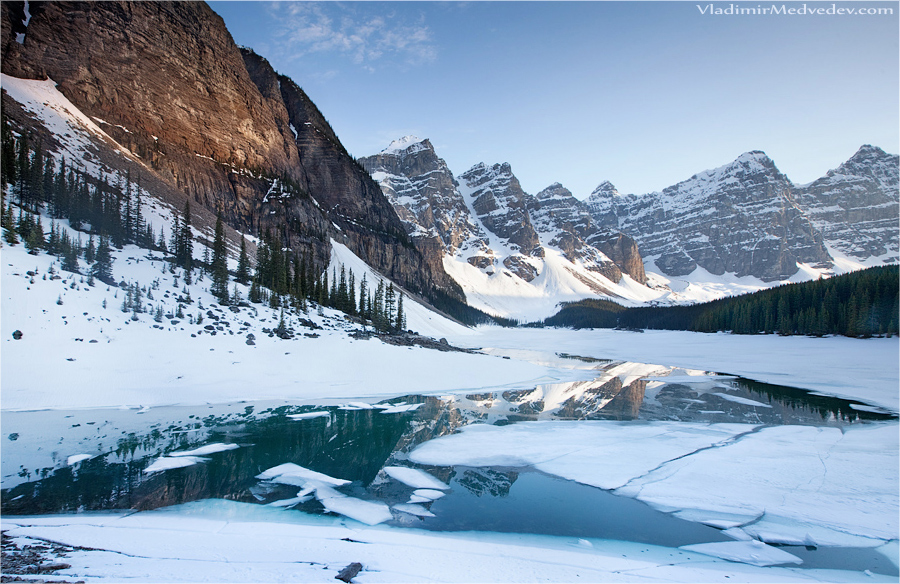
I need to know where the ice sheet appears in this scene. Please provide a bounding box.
[410,421,755,490]
[621,423,899,546]
[4,500,896,583]
[410,420,898,546]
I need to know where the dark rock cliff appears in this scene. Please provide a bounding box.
[1,0,462,301]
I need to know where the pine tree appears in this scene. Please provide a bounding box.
[385,283,396,330]
[177,200,193,274]
[395,292,405,332]
[24,214,44,255]
[91,235,115,285]
[61,240,80,274]
[1,110,16,188]
[1,192,18,245]
[210,212,229,302]
[358,273,368,316]
[236,236,250,285]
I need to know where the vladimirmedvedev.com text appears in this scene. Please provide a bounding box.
[697,4,894,15]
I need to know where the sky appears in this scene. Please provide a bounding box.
[209,1,899,198]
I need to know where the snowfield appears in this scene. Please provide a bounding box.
[3,502,896,584]
[0,237,552,412]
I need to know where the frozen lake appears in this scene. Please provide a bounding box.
[3,351,897,579]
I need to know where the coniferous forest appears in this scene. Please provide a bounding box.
[540,265,899,338]
[0,116,414,335]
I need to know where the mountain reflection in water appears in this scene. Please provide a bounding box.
[2,357,893,519]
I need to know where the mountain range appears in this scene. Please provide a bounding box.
[362,137,897,318]
[2,0,897,322]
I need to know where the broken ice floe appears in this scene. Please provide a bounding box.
[412,489,446,500]
[143,455,208,474]
[256,463,350,487]
[66,453,93,466]
[392,503,436,518]
[680,540,802,567]
[338,402,378,410]
[267,494,313,508]
[169,443,239,457]
[288,411,330,420]
[383,466,450,490]
[711,393,772,408]
[380,403,424,414]
[309,482,393,525]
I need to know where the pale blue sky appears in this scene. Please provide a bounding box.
[209,1,899,198]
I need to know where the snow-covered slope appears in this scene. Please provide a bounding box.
[328,239,472,339]
[0,224,544,411]
[1,73,146,178]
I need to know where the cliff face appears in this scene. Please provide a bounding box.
[1,0,460,301]
[588,152,833,281]
[360,136,482,254]
[794,145,899,261]
[529,183,646,283]
[458,162,542,256]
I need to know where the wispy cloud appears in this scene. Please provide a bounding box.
[267,2,436,71]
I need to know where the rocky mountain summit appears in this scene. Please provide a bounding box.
[361,136,482,253]
[587,149,897,282]
[361,138,648,313]
[794,145,899,262]
[528,182,646,284]
[1,0,462,305]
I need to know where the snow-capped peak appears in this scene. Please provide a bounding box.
[589,181,621,199]
[382,135,429,155]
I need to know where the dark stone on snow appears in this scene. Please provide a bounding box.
[335,563,362,583]
[11,330,22,340]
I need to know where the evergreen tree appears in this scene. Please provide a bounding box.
[210,212,229,302]
[358,273,368,317]
[395,292,405,332]
[2,198,19,245]
[24,214,44,255]
[61,240,80,274]
[1,110,16,188]
[90,235,115,285]
[385,283,397,330]
[236,236,250,284]
[176,200,193,274]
